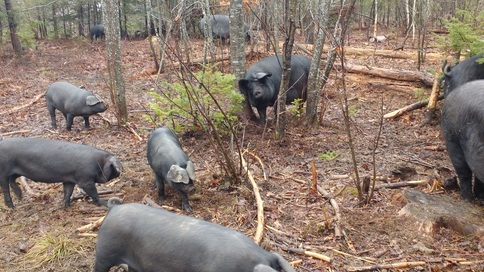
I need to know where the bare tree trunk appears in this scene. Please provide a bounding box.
[230,0,255,121]
[305,0,332,126]
[275,0,297,138]
[103,0,128,125]
[5,0,22,55]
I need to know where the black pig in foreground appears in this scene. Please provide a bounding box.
[0,137,123,208]
[238,55,311,123]
[90,24,105,41]
[46,81,107,131]
[441,80,484,202]
[199,14,250,44]
[443,54,484,97]
[94,198,295,272]
[147,127,196,212]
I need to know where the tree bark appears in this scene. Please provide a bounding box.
[103,0,128,125]
[305,0,331,126]
[276,0,297,138]
[4,0,22,55]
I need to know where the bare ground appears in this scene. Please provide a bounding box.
[0,31,483,272]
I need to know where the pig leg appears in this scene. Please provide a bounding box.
[155,175,166,200]
[256,107,267,124]
[474,179,484,202]
[66,114,75,131]
[47,105,57,129]
[1,178,14,208]
[62,182,75,207]
[178,190,192,212]
[446,142,474,201]
[9,179,22,199]
[83,116,91,128]
[78,182,107,207]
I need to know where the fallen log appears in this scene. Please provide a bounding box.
[77,216,105,233]
[343,64,434,86]
[384,94,444,119]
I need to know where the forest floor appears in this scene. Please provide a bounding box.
[0,29,483,272]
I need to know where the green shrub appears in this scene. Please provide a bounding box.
[145,65,245,135]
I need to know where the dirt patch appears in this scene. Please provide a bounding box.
[0,32,483,272]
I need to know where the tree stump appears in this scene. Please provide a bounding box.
[398,189,484,238]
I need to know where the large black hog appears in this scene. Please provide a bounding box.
[443,54,484,97]
[147,127,196,212]
[90,24,105,41]
[441,80,484,202]
[0,138,123,208]
[199,14,250,44]
[238,55,311,123]
[46,81,107,131]
[94,198,295,272]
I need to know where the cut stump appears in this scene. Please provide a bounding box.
[398,189,484,238]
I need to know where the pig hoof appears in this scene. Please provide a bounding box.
[183,203,193,213]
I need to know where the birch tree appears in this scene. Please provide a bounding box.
[103,0,128,125]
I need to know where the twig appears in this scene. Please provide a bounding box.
[0,93,45,115]
[374,179,430,190]
[77,216,105,233]
[317,185,342,238]
[242,150,264,245]
[1,130,31,137]
[347,261,427,271]
[124,124,143,141]
[330,248,376,264]
[19,177,40,197]
[285,247,331,263]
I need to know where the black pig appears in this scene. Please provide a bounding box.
[443,54,484,97]
[147,127,196,212]
[46,81,107,131]
[90,24,105,41]
[94,198,295,272]
[0,137,123,208]
[238,55,311,123]
[441,80,484,202]
[199,14,250,44]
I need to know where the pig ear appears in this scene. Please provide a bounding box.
[86,95,102,106]
[109,156,124,173]
[253,72,272,80]
[186,161,196,181]
[167,165,190,184]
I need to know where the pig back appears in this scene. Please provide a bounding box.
[0,138,119,183]
[147,127,188,174]
[97,203,283,272]
[46,81,106,115]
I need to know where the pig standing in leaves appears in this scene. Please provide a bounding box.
[46,81,107,131]
[199,14,250,44]
[441,80,484,203]
[239,55,311,123]
[0,137,123,208]
[94,197,296,272]
[90,24,105,41]
[147,127,196,212]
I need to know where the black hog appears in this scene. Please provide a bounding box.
[90,24,105,41]
[441,80,484,202]
[0,137,123,208]
[46,81,107,131]
[147,127,196,212]
[199,14,250,44]
[443,54,484,97]
[94,198,295,272]
[238,55,311,123]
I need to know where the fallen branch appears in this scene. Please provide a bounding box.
[77,216,105,233]
[374,179,430,190]
[19,177,40,197]
[1,130,31,137]
[285,247,331,263]
[317,185,342,238]
[242,150,264,245]
[124,123,143,141]
[384,94,444,119]
[347,261,427,271]
[0,93,45,115]
[71,190,115,201]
